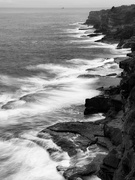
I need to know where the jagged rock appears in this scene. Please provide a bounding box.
[45,121,104,142]
[84,95,110,115]
[84,94,122,116]
[39,122,105,156]
[88,33,101,37]
[78,74,100,78]
[63,163,97,180]
[106,73,117,77]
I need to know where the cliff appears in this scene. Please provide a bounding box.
[85,4,135,180]
[85,5,135,48]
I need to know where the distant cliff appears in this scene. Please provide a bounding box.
[85,5,135,48]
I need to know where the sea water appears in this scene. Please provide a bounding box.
[0,8,130,180]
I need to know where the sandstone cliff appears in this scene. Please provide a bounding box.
[85,4,135,180]
[85,5,135,48]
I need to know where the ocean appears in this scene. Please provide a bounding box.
[0,8,130,180]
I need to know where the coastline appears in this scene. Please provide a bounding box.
[37,5,135,180]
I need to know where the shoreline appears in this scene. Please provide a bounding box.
[38,23,130,180]
[38,5,135,180]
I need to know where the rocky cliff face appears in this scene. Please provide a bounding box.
[85,4,135,180]
[85,5,135,47]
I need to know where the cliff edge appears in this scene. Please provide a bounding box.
[85,4,135,180]
[85,5,135,49]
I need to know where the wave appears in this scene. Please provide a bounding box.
[0,55,123,125]
[0,59,102,124]
[70,35,105,43]
[0,138,65,180]
[66,25,95,38]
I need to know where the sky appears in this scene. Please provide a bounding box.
[0,0,135,8]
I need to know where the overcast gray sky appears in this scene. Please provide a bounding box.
[0,0,135,8]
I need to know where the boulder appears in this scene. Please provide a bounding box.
[88,33,101,37]
[63,163,97,180]
[106,73,117,77]
[84,95,110,115]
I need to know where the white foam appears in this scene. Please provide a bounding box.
[70,35,105,43]
[0,139,65,180]
[66,25,95,38]
[0,59,102,124]
[70,144,107,168]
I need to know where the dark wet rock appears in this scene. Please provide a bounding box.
[106,73,117,77]
[39,122,104,156]
[45,121,104,142]
[84,93,123,116]
[84,95,110,115]
[39,130,77,156]
[63,163,97,180]
[86,68,96,71]
[39,120,110,160]
[88,33,101,37]
[78,74,100,78]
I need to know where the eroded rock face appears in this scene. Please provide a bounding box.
[84,5,135,179]
[85,5,135,47]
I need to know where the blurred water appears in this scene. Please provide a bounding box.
[0,8,131,180]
